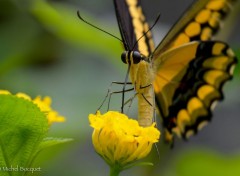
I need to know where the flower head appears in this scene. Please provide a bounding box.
[0,90,65,125]
[89,111,160,171]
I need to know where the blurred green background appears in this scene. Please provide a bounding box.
[0,0,240,175]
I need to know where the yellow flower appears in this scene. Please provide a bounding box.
[32,96,65,125]
[0,90,65,125]
[89,111,160,170]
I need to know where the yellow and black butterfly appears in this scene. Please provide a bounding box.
[113,0,238,143]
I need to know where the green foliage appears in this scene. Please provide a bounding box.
[29,0,122,59]
[36,137,73,155]
[0,94,48,175]
[235,49,240,77]
[0,95,71,176]
[171,149,240,176]
[0,0,122,77]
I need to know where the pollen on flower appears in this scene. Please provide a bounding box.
[89,111,160,168]
[0,90,65,125]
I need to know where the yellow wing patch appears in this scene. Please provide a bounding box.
[126,0,155,56]
[170,0,235,49]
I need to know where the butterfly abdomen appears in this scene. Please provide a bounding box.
[136,60,154,127]
[138,87,154,127]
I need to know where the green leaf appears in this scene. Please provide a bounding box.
[37,137,73,153]
[0,94,48,176]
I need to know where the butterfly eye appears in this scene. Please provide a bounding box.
[121,51,128,64]
[132,51,142,64]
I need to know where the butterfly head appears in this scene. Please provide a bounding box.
[121,51,148,65]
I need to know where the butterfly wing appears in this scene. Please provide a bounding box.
[113,0,155,55]
[154,41,237,141]
[152,0,238,142]
[154,0,236,54]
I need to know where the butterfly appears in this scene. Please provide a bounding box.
[113,0,238,143]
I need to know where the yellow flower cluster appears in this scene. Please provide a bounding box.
[89,111,160,168]
[0,90,65,125]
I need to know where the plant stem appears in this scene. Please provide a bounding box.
[109,166,121,176]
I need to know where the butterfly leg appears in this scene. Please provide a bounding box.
[139,83,158,127]
[141,85,157,121]
[124,92,138,115]
[107,87,134,111]
[140,83,154,107]
[140,84,152,89]
[96,81,133,112]
[141,93,152,106]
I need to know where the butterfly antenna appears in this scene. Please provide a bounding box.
[77,11,123,43]
[132,14,161,51]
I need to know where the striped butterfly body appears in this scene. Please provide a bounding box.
[114,0,238,143]
[115,0,156,127]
